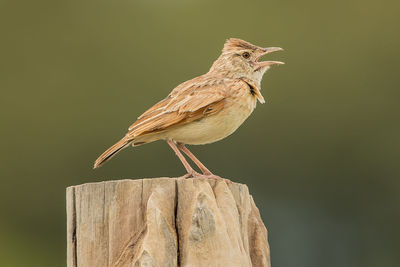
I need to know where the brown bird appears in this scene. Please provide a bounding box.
[94,38,283,179]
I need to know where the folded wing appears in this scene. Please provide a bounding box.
[126,77,232,139]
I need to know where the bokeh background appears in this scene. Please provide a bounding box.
[1,0,399,266]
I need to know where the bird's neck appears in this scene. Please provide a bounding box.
[208,58,265,85]
[207,68,263,88]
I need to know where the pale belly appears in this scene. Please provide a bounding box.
[162,99,256,145]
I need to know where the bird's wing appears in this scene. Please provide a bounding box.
[126,77,233,138]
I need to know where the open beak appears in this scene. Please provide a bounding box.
[255,47,284,69]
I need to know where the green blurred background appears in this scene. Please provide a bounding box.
[1,0,399,266]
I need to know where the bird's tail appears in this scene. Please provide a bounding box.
[94,137,131,169]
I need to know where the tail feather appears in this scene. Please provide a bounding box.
[94,137,131,169]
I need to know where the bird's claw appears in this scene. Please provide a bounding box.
[191,173,232,184]
[180,171,232,184]
[181,171,201,179]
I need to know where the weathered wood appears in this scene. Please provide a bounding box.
[66,178,270,267]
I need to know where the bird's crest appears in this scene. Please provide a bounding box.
[223,38,259,53]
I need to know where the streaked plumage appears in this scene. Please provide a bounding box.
[94,38,283,178]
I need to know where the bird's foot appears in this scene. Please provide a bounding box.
[193,173,232,184]
[180,172,231,184]
[180,170,202,179]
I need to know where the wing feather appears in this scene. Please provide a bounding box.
[126,76,230,139]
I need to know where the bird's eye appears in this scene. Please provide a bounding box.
[242,52,250,59]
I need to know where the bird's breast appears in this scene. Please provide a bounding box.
[163,88,258,145]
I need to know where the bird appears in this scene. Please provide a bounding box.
[94,38,283,179]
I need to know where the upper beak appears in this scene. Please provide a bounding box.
[256,47,284,68]
[263,47,284,54]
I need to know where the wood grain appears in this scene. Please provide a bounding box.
[66,178,270,267]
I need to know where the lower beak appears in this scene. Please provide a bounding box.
[257,60,285,68]
[256,47,284,68]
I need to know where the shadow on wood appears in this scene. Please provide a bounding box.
[67,178,270,267]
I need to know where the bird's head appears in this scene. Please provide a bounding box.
[209,38,284,83]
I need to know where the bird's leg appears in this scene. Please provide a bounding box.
[176,143,231,183]
[176,143,213,175]
[167,140,200,178]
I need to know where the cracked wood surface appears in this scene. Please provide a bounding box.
[66,178,270,267]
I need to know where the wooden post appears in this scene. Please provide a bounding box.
[67,178,271,267]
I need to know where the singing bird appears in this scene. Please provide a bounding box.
[94,38,283,178]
